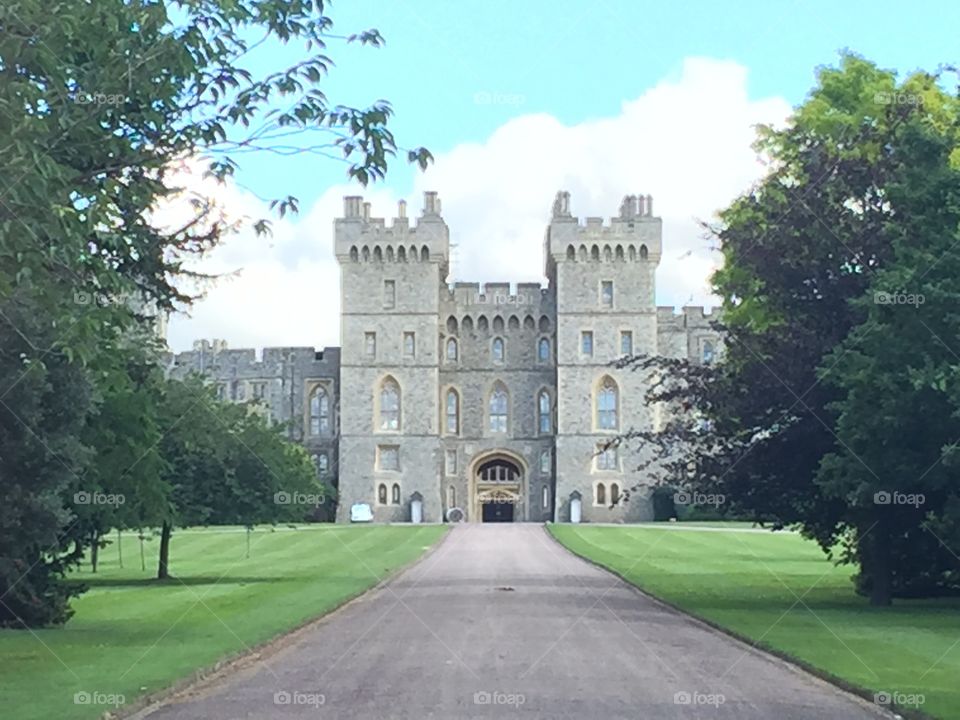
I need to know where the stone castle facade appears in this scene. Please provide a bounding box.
[168,191,720,523]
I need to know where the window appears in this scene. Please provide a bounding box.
[216,383,227,401]
[316,452,329,475]
[309,386,329,435]
[539,449,551,474]
[703,340,715,365]
[581,331,593,356]
[252,381,268,401]
[596,444,618,470]
[234,381,245,401]
[447,485,456,508]
[403,331,415,357]
[446,338,458,361]
[379,378,400,431]
[600,280,614,307]
[542,486,550,509]
[378,445,399,471]
[595,483,606,505]
[492,337,505,363]
[620,331,633,356]
[538,337,550,361]
[391,483,401,504]
[597,377,618,430]
[445,449,458,475]
[489,384,508,433]
[383,279,396,308]
[445,389,459,435]
[538,390,551,433]
[377,483,388,505]
[365,332,376,358]
[610,483,620,504]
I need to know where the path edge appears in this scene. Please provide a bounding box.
[118,524,453,720]
[542,524,931,720]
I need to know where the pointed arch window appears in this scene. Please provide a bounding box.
[538,337,550,362]
[377,483,388,505]
[309,386,329,435]
[445,389,460,434]
[538,390,552,433]
[391,483,401,505]
[446,337,458,361]
[379,377,401,431]
[595,483,606,505]
[492,337,505,363]
[703,340,715,365]
[489,383,508,433]
[597,377,618,430]
[610,483,621,505]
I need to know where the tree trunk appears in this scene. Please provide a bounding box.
[869,519,892,606]
[90,530,99,573]
[157,521,172,580]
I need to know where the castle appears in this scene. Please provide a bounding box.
[168,191,720,523]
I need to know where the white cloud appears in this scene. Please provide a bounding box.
[166,57,790,352]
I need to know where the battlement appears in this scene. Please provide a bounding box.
[656,306,720,329]
[335,191,449,263]
[170,342,340,372]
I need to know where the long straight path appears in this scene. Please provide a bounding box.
[141,524,890,719]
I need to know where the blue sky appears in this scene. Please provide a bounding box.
[166,0,959,351]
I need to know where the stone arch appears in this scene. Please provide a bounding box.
[628,244,636,261]
[349,246,358,262]
[373,245,383,262]
[593,374,620,431]
[469,448,528,523]
[615,244,624,261]
[508,315,520,330]
[386,245,395,262]
[578,244,588,261]
[590,244,600,261]
[397,246,406,262]
[410,245,418,261]
[640,244,648,260]
[538,315,551,333]
[603,245,612,262]
[523,315,536,330]
[566,244,576,260]
[421,245,430,261]
[462,315,474,332]
[361,245,370,262]
[493,315,504,332]
[446,315,458,334]
[477,315,489,331]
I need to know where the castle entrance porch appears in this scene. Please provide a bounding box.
[470,453,526,523]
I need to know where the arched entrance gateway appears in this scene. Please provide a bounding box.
[469,452,526,523]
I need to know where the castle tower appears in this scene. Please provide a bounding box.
[546,192,662,522]
[334,192,449,522]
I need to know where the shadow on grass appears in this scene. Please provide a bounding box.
[71,575,293,588]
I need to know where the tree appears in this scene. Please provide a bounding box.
[619,55,960,604]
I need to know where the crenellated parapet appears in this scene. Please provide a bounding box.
[441,281,556,336]
[335,191,449,265]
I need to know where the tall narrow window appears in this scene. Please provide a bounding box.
[448,485,456,508]
[595,483,606,505]
[445,449,458,475]
[403,331,415,357]
[597,377,618,430]
[316,452,329,475]
[703,340,715,365]
[309,386,329,435]
[492,337,505,363]
[600,280,614,307]
[445,389,459,434]
[383,279,396,308]
[391,483,401,504]
[446,337,458,361]
[378,483,388,505]
[365,332,376,358]
[581,331,593,357]
[610,483,621,504]
[538,337,550,361]
[489,384,508,433]
[379,378,400,430]
[620,331,633,356]
[538,390,551,433]
[539,449,551,474]
[542,486,550,509]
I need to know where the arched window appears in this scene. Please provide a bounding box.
[446,389,459,434]
[446,337,458,361]
[489,383,508,433]
[542,485,550,509]
[447,316,458,334]
[379,377,400,430]
[597,377,618,430]
[493,316,504,332]
[477,315,488,331]
[566,244,575,260]
[703,341,715,365]
[448,485,456,508]
[615,245,624,261]
[378,483,387,505]
[397,246,406,262]
[315,453,329,475]
[391,483,401,504]
[538,337,550,361]
[538,390,551,433]
[639,244,649,260]
[421,245,430,261]
[373,246,382,262]
[610,483,620,505]
[595,483,606,505]
[591,245,600,261]
[492,337,505,363]
[349,246,358,262]
[309,386,329,435]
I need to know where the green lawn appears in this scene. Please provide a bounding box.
[550,523,960,720]
[0,524,447,720]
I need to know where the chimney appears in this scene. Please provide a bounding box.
[423,191,440,215]
[343,196,362,218]
[362,202,371,221]
[398,199,407,219]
